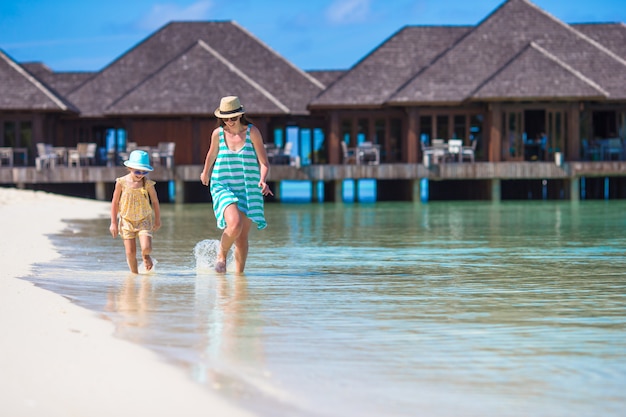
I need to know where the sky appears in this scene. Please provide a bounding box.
[1,0,625,73]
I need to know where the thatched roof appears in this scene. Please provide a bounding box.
[21,62,95,96]
[67,21,324,117]
[0,50,78,112]
[311,0,626,109]
[310,25,471,108]
[571,23,626,60]
[306,70,346,86]
[391,0,626,104]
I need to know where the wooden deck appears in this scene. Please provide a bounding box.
[2,162,625,185]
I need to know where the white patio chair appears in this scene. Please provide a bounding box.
[152,142,176,168]
[35,143,58,170]
[341,141,356,164]
[447,139,463,163]
[431,139,447,164]
[462,140,477,163]
[0,147,13,167]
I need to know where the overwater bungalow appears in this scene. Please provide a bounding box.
[1,0,625,202]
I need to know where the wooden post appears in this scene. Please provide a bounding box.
[311,180,319,202]
[568,103,580,161]
[569,178,580,202]
[411,178,422,203]
[328,111,340,165]
[175,179,185,204]
[407,108,419,163]
[95,181,107,201]
[333,179,343,202]
[491,179,501,202]
[488,104,502,162]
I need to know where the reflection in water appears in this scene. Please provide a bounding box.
[192,275,264,387]
[105,274,153,341]
[30,201,626,417]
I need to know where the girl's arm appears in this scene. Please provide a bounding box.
[148,185,161,231]
[109,181,122,238]
[200,129,220,186]
[250,125,273,196]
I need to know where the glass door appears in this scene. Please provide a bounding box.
[547,110,567,160]
[502,110,524,161]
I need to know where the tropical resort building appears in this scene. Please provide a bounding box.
[1,0,625,202]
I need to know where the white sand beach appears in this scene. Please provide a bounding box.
[0,188,254,417]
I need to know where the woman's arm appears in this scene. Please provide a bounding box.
[200,129,220,186]
[250,125,273,196]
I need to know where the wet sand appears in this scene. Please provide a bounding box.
[0,188,254,417]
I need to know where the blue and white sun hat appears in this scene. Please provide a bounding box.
[123,150,154,172]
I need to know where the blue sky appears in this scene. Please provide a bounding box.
[1,0,624,72]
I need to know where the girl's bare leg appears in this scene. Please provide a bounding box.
[216,204,244,273]
[139,234,153,271]
[123,238,138,274]
[233,217,252,273]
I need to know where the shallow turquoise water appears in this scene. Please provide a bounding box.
[28,201,626,417]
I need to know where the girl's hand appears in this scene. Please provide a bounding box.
[109,223,118,238]
[153,219,161,232]
[259,181,273,196]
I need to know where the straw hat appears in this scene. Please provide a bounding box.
[123,150,154,171]
[214,96,245,118]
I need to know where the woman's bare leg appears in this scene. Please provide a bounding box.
[233,217,252,273]
[123,238,138,274]
[216,204,244,272]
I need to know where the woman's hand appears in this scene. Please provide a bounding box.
[259,181,273,196]
[200,171,209,186]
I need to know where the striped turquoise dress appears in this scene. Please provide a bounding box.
[210,125,267,230]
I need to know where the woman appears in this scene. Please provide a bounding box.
[200,96,273,273]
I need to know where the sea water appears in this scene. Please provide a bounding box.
[27,201,626,417]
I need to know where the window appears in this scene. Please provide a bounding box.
[436,115,449,139]
[357,118,368,144]
[453,115,466,139]
[3,122,16,147]
[420,116,432,145]
[389,118,402,162]
[300,128,312,166]
[273,128,284,148]
[20,121,32,149]
[341,119,352,145]
[313,128,326,164]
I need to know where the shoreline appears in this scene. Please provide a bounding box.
[0,188,254,417]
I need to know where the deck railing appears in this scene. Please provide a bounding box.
[2,161,626,186]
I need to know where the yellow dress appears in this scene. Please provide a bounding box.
[117,177,155,239]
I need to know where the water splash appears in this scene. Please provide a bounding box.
[194,239,232,272]
[138,258,157,275]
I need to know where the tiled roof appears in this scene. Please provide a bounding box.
[310,25,471,108]
[67,21,324,117]
[306,70,346,86]
[21,62,95,96]
[107,40,289,115]
[390,0,626,104]
[571,23,626,60]
[0,50,78,112]
[472,42,608,100]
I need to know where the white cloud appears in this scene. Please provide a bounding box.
[325,0,371,25]
[137,1,214,30]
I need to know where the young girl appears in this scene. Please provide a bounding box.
[110,150,161,274]
[200,96,273,273]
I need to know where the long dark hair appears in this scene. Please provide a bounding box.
[216,114,251,128]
